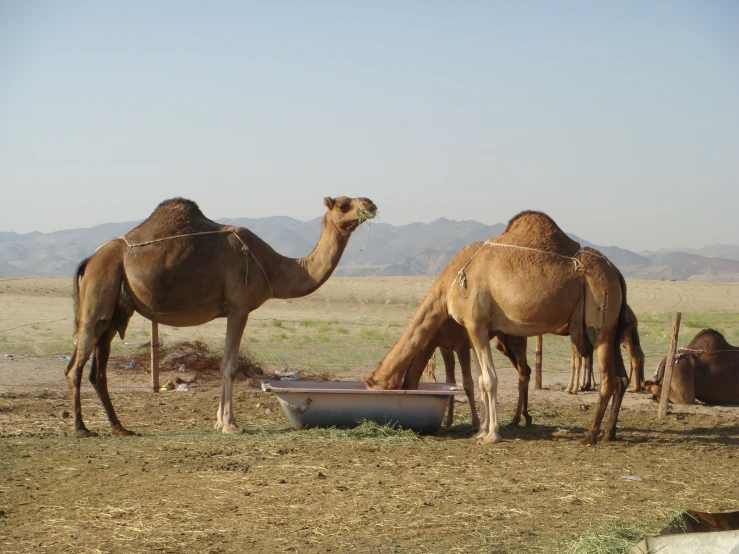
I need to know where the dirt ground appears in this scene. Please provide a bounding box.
[1,277,738,553]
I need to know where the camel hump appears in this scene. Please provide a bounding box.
[126,197,223,242]
[492,210,580,256]
[687,329,736,351]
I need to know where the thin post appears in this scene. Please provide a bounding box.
[150,321,160,393]
[658,312,681,419]
[535,335,543,390]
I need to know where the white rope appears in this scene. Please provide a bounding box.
[675,347,739,362]
[93,227,274,297]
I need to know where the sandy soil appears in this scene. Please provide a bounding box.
[1,277,738,553]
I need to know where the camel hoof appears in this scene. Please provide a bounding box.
[214,421,224,431]
[524,415,533,427]
[580,432,598,446]
[507,418,520,427]
[113,427,136,437]
[75,428,98,438]
[477,434,503,445]
[221,423,241,434]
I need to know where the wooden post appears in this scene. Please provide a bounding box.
[658,312,681,419]
[535,335,543,390]
[150,321,160,393]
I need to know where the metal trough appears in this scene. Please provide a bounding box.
[261,380,465,433]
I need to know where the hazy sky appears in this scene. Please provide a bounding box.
[1,1,737,251]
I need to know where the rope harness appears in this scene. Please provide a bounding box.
[95,227,274,297]
[674,347,739,362]
[447,240,612,336]
[452,240,608,291]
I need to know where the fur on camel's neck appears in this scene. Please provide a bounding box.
[268,213,353,299]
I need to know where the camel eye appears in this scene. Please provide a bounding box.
[338,202,350,211]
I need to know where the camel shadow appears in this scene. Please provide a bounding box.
[613,424,739,447]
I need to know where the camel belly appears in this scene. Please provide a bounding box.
[449,273,583,337]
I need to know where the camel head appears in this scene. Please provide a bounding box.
[323,196,377,234]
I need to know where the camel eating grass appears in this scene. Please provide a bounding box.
[65,195,377,437]
[364,211,630,446]
[402,320,530,432]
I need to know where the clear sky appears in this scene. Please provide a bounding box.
[1,1,737,251]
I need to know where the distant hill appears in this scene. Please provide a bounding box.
[2,217,739,282]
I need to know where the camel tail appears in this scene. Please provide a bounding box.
[71,257,90,335]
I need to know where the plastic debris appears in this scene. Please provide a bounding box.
[621,475,645,482]
[160,381,176,391]
[57,355,71,360]
[3,354,13,358]
[175,384,190,392]
[275,370,299,381]
[124,360,136,369]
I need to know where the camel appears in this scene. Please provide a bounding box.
[644,329,739,405]
[364,211,630,446]
[564,304,644,394]
[404,320,530,432]
[65,196,377,437]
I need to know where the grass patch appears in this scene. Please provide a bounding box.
[269,332,289,342]
[302,420,421,445]
[357,328,392,341]
[300,319,318,328]
[564,524,646,554]
[271,319,283,328]
[335,326,349,334]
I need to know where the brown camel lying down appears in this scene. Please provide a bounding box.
[644,329,739,405]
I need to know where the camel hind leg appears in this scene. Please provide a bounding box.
[604,339,629,441]
[66,251,125,437]
[89,322,135,436]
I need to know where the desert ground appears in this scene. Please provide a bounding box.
[1,277,738,553]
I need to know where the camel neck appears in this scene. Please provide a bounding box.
[368,286,448,389]
[269,219,350,299]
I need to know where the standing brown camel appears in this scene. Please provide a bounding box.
[564,304,644,394]
[66,196,377,437]
[364,211,629,446]
[403,321,530,432]
[644,329,739,404]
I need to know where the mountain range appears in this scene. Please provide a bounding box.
[2,216,739,282]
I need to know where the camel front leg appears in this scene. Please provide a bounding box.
[215,309,249,434]
[565,344,579,394]
[467,324,501,444]
[456,347,479,432]
[508,336,531,427]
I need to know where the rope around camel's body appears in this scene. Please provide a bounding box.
[446,240,611,334]
[452,240,607,290]
[94,227,274,297]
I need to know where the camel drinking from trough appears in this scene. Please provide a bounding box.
[364,211,630,446]
[65,196,377,437]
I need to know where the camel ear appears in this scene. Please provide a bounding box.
[362,375,375,389]
[323,197,335,210]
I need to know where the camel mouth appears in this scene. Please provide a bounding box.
[357,206,377,224]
